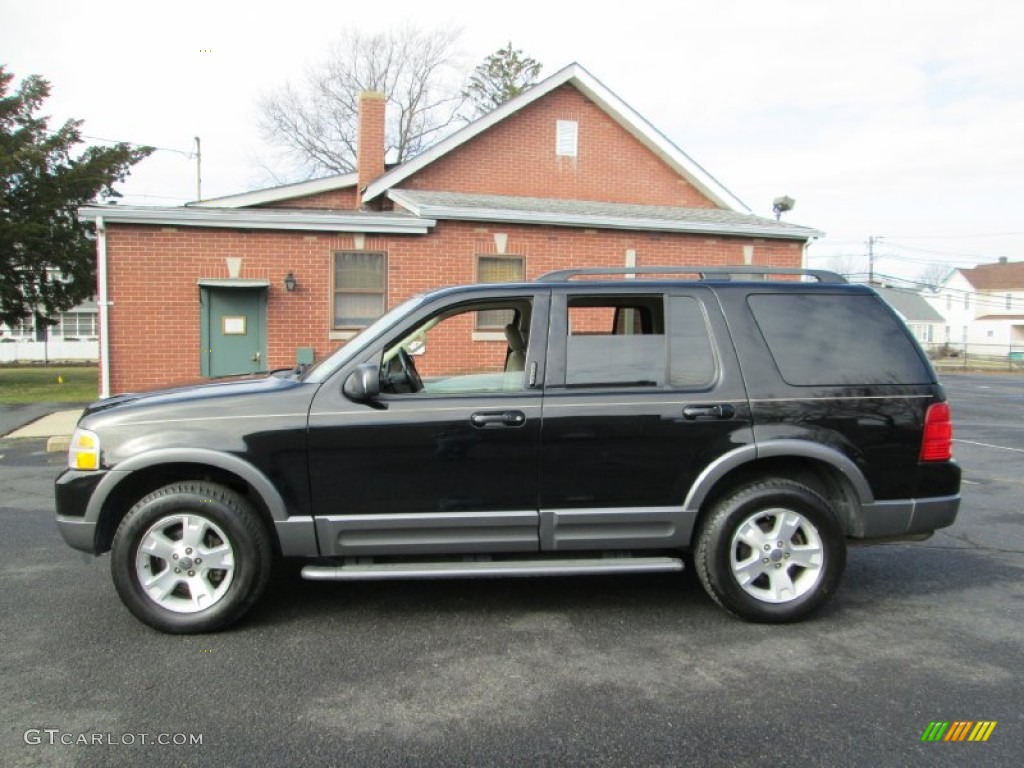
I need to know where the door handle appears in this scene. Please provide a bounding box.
[470,410,527,428]
[251,351,262,364]
[682,404,735,421]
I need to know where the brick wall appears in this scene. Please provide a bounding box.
[262,187,358,210]
[401,85,716,208]
[102,220,803,393]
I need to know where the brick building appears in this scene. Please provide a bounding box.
[79,63,820,396]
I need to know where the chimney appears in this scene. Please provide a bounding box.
[998,257,1008,265]
[357,91,387,208]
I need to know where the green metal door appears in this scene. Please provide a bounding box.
[201,287,267,377]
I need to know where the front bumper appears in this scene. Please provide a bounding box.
[56,516,98,553]
[54,469,107,554]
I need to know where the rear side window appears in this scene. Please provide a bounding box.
[566,298,665,387]
[748,293,933,386]
[563,295,716,389]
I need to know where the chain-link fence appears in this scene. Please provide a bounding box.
[922,342,1024,373]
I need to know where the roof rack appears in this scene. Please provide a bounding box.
[535,266,847,284]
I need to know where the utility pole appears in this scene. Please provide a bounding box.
[867,236,880,284]
[194,136,202,202]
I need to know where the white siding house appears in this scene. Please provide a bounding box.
[0,301,99,363]
[925,259,1024,355]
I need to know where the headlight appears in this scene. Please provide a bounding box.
[68,428,101,470]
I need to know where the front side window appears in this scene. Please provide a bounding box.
[334,251,386,329]
[381,298,533,395]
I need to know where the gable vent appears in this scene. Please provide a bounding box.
[556,120,578,157]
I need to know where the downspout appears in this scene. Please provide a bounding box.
[802,236,818,271]
[95,216,111,399]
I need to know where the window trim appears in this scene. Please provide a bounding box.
[333,250,387,331]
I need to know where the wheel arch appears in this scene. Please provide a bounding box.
[684,441,872,537]
[88,449,288,555]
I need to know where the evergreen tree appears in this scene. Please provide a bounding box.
[463,43,542,117]
[0,66,152,327]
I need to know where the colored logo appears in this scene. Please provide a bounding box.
[921,721,997,742]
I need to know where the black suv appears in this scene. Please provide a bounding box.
[55,267,960,633]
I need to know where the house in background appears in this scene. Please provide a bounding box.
[0,300,99,363]
[872,285,944,345]
[78,63,821,397]
[925,258,1024,352]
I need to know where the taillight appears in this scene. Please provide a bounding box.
[920,403,953,462]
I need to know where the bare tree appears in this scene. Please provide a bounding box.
[258,26,467,179]
[917,262,953,290]
[826,252,869,281]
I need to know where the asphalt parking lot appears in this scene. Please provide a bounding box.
[1,373,1021,767]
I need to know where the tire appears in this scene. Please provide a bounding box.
[110,481,272,634]
[694,479,846,623]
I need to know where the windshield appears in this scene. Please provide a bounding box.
[302,294,428,383]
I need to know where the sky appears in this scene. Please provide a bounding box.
[3,0,1022,285]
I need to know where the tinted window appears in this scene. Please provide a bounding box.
[668,297,717,388]
[566,297,665,387]
[748,293,932,386]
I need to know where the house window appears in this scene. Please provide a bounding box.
[4,317,36,339]
[964,293,971,309]
[57,312,97,338]
[476,256,524,329]
[556,120,578,157]
[334,252,386,329]
[1007,294,1013,310]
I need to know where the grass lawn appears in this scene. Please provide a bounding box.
[0,365,98,404]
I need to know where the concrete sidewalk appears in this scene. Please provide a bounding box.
[1,407,83,452]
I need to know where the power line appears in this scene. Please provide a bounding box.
[881,231,1024,240]
[81,134,194,157]
[884,241,1010,261]
[843,272,1022,312]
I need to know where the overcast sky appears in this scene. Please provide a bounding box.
[3,0,1022,283]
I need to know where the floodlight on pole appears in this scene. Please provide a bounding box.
[772,196,795,221]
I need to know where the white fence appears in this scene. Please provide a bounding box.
[0,339,99,363]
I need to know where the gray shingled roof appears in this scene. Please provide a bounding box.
[873,285,944,324]
[389,190,823,241]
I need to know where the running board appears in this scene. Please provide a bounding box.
[301,556,684,582]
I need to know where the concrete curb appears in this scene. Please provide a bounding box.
[47,435,72,453]
[4,409,83,451]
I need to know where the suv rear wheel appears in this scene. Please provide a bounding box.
[695,479,846,622]
[110,481,272,633]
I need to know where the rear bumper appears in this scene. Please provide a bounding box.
[855,495,960,539]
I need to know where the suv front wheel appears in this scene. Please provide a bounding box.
[695,479,846,623]
[110,481,272,633]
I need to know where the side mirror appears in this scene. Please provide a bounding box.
[343,362,381,402]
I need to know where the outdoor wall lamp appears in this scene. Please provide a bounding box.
[283,272,297,292]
